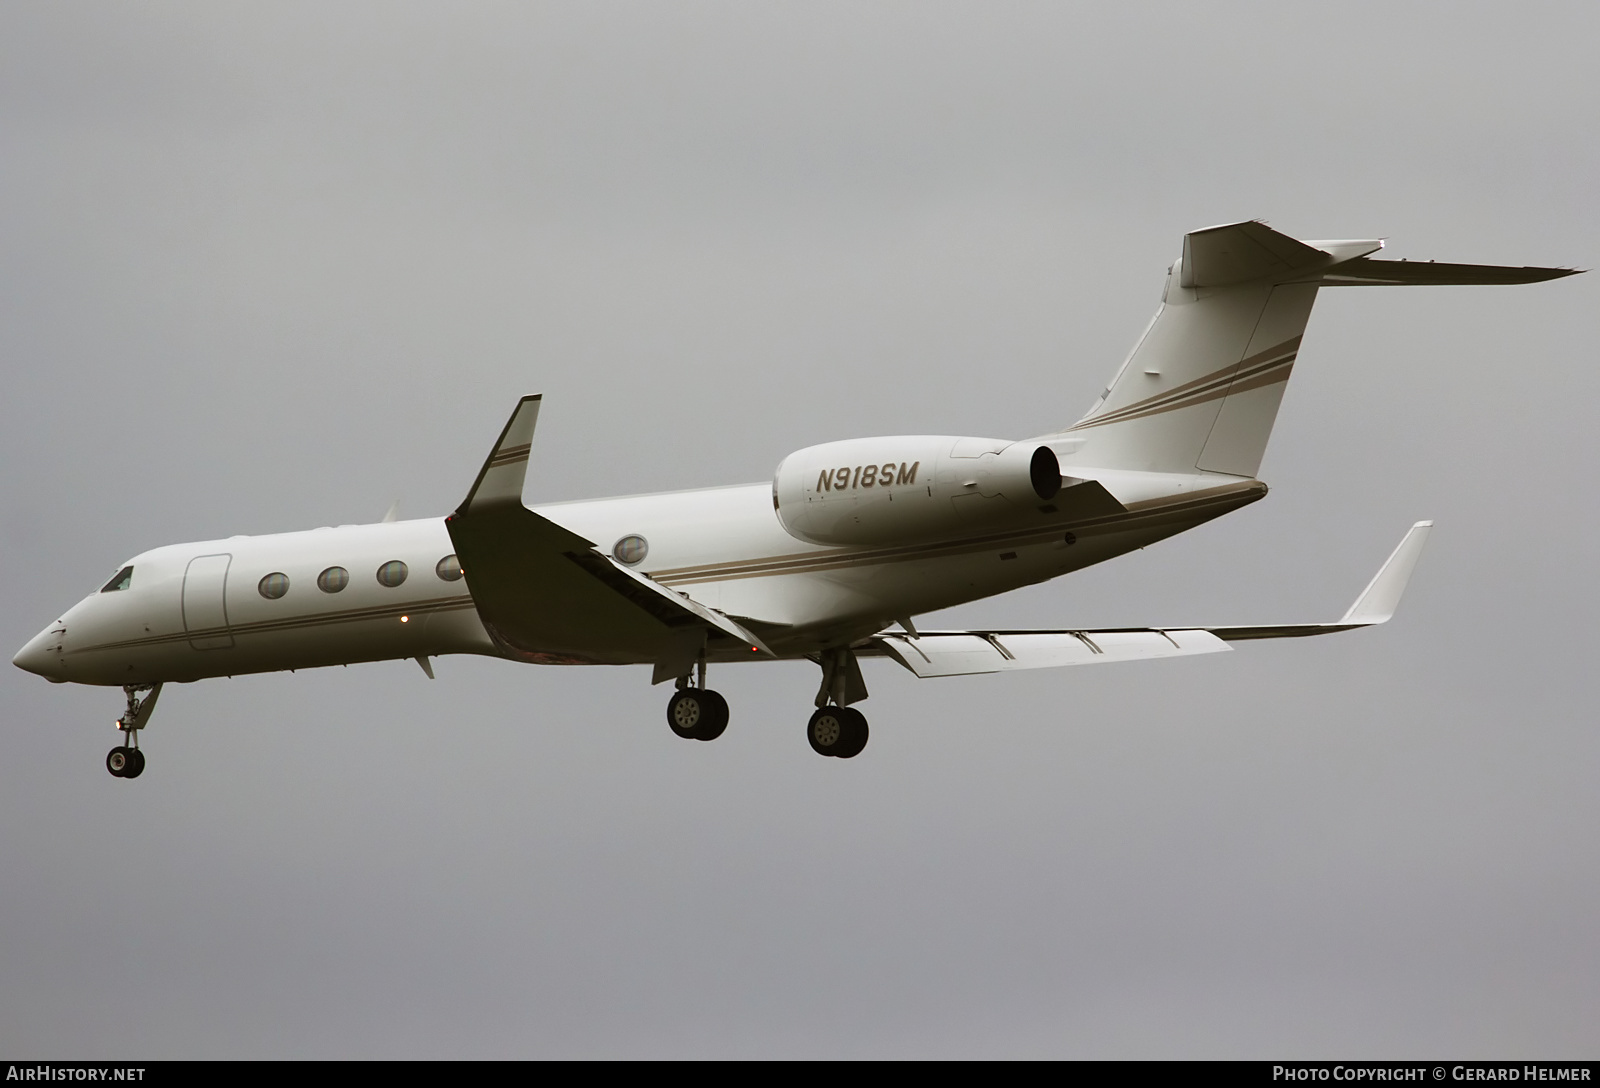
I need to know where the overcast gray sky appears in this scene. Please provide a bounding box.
[3,2,1596,1058]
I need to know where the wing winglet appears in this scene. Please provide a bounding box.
[457,395,542,515]
[1339,520,1433,625]
[447,395,772,663]
[1208,520,1433,641]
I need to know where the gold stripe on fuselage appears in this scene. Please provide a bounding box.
[71,594,478,656]
[650,481,1266,586]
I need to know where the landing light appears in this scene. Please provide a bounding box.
[400,616,409,623]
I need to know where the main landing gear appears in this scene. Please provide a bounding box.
[806,705,868,759]
[107,683,161,779]
[666,655,729,742]
[667,687,729,741]
[660,645,873,759]
[807,646,870,759]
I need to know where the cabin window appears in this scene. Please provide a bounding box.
[376,560,408,588]
[436,554,463,582]
[100,566,134,593]
[317,566,349,593]
[613,535,649,565]
[258,572,290,599]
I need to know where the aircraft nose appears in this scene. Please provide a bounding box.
[13,627,66,681]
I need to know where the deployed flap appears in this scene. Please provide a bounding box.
[1315,258,1581,287]
[448,397,769,664]
[873,628,1229,678]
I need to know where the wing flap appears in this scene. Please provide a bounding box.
[875,628,1229,677]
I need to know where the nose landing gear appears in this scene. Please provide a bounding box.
[106,746,145,778]
[107,683,161,779]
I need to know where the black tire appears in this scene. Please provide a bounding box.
[834,708,869,759]
[123,749,146,779]
[106,747,129,777]
[697,690,729,741]
[667,689,707,740]
[807,707,849,757]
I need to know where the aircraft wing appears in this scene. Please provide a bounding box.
[445,395,770,667]
[869,522,1432,677]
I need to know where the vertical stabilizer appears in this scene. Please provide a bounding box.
[1054,222,1378,477]
[1045,222,1576,480]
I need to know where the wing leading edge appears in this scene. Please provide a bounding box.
[869,522,1432,678]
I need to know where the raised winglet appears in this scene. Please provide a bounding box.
[1340,520,1433,626]
[1207,520,1434,641]
[447,395,772,665]
[457,395,542,516]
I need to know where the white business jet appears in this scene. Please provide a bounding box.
[14,221,1577,777]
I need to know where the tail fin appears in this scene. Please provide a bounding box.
[1046,221,1577,478]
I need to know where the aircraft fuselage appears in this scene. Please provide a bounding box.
[15,468,1263,685]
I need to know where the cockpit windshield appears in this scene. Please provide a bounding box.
[100,566,133,593]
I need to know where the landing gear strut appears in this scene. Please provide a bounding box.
[808,647,870,759]
[107,683,160,779]
[665,655,729,741]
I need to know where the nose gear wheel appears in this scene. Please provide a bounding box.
[105,683,159,778]
[106,746,145,779]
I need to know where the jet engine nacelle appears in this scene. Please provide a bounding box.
[772,435,1062,546]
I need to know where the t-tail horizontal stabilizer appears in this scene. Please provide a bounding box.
[1314,260,1581,287]
[867,521,1432,677]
